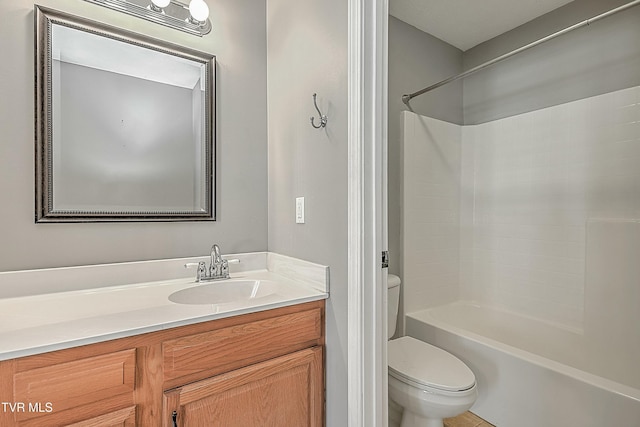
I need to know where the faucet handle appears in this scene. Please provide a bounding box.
[221,259,239,279]
[184,261,207,282]
[184,261,206,269]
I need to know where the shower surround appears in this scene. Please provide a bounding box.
[402,85,640,423]
[403,84,640,328]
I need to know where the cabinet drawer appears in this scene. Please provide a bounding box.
[163,307,322,383]
[13,349,136,421]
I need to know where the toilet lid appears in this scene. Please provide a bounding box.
[388,336,476,392]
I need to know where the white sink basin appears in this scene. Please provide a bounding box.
[168,279,279,305]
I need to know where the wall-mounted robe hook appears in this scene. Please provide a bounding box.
[310,93,328,129]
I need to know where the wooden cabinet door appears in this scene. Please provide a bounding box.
[163,347,323,427]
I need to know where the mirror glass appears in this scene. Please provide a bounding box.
[35,6,215,222]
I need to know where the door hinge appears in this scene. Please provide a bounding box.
[381,251,389,269]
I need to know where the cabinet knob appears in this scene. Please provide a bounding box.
[172,410,178,427]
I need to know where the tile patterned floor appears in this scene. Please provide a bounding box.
[444,411,495,427]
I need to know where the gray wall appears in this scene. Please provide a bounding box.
[463,0,640,124]
[266,0,348,424]
[387,15,463,283]
[0,0,268,271]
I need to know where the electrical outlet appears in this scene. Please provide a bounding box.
[296,197,305,224]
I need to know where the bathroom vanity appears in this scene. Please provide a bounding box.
[0,300,324,426]
[0,252,328,426]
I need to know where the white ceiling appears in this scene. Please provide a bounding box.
[390,0,575,51]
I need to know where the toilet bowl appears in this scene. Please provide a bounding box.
[388,336,477,427]
[387,275,477,427]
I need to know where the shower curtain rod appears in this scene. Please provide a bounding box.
[402,0,640,105]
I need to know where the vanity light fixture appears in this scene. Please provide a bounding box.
[150,0,171,11]
[188,0,209,24]
[83,0,212,36]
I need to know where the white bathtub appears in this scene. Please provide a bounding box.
[406,302,640,427]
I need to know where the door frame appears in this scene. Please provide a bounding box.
[347,0,388,425]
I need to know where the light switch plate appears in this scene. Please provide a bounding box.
[296,197,305,224]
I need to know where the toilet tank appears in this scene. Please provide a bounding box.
[387,274,401,339]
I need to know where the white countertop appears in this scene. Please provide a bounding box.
[0,252,329,361]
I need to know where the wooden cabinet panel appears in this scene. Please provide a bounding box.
[163,308,322,384]
[64,406,136,427]
[163,347,323,427]
[12,349,136,422]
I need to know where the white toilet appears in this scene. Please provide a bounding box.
[387,275,477,427]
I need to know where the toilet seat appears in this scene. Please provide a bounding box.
[388,336,476,393]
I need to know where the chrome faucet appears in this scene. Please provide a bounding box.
[184,244,239,282]
[210,244,226,278]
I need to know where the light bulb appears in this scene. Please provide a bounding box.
[189,0,209,22]
[151,0,171,8]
